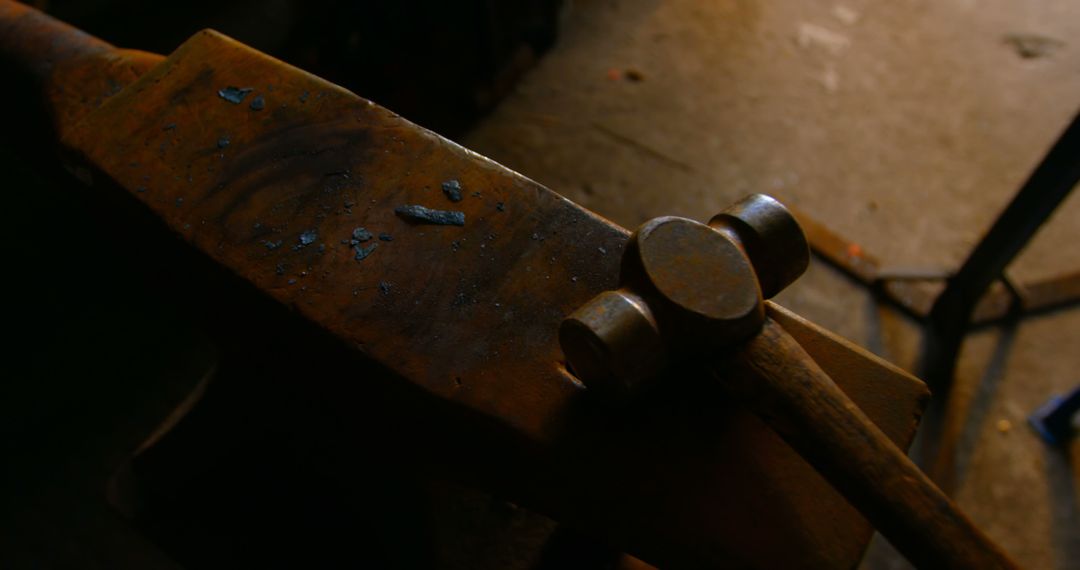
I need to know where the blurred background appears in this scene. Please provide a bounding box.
[2,0,1079,568]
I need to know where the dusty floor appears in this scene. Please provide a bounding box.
[462,0,1080,568]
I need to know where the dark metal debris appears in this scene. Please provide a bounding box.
[496,202,505,212]
[276,264,286,275]
[217,136,230,148]
[354,243,378,261]
[163,123,176,131]
[249,95,266,111]
[351,227,374,244]
[395,204,465,226]
[217,86,254,104]
[442,179,463,202]
[378,281,392,295]
[348,228,378,260]
[136,186,147,193]
[379,233,393,241]
[299,91,310,103]
[294,229,318,250]
[264,240,283,250]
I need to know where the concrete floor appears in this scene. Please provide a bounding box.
[462,0,1080,568]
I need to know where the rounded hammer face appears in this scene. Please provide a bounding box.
[631,216,762,334]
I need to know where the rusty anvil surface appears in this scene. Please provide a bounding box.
[10,10,929,568]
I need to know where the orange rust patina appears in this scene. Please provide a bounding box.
[0,4,932,568]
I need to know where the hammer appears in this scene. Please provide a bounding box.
[560,195,1019,570]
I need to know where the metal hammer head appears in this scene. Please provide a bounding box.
[559,194,809,399]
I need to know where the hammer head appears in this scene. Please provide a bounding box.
[560,194,809,399]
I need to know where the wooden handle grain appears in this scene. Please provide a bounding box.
[717,318,1019,570]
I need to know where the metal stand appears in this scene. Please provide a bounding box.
[921,113,1080,388]
[794,110,1080,481]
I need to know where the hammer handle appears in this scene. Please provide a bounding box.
[718,318,1018,570]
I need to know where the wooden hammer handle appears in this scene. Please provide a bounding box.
[717,318,1019,570]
